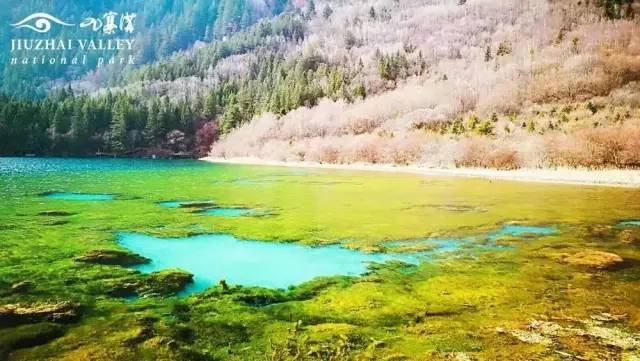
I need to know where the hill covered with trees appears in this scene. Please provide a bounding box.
[1,0,290,98]
[1,0,639,168]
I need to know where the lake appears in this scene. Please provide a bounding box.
[1,157,639,360]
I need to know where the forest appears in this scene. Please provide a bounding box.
[0,4,419,157]
[1,0,289,98]
[0,0,639,165]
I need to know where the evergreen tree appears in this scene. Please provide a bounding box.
[145,99,161,145]
[221,97,243,134]
[70,100,88,151]
[179,101,193,134]
[109,99,129,153]
[204,91,218,120]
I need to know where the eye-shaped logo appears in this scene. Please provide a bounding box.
[11,13,74,33]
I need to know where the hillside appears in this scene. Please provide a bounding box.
[1,0,289,98]
[210,0,640,169]
[0,0,639,168]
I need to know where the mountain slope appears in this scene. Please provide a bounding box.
[1,0,290,98]
[0,0,639,168]
[210,0,640,169]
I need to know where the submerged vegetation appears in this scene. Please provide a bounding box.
[1,158,639,360]
[1,0,640,359]
[2,0,639,167]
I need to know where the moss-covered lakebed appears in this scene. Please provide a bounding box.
[1,157,639,360]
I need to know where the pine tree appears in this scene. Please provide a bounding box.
[52,106,69,136]
[159,96,173,135]
[179,101,193,134]
[203,91,218,120]
[109,99,129,153]
[145,99,161,145]
[353,82,366,100]
[70,100,88,150]
[221,99,243,134]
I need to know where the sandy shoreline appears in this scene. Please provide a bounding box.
[201,157,640,188]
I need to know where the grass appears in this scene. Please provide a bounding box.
[1,158,639,360]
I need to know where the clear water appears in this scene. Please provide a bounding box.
[618,220,640,226]
[0,157,208,176]
[386,225,556,252]
[44,192,115,201]
[385,238,464,253]
[487,224,556,240]
[199,208,255,217]
[158,200,215,208]
[118,232,420,293]
[120,224,551,296]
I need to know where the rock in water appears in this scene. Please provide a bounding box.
[108,270,194,298]
[38,210,75,217]
[619,230,638,244]
[75,249,150,266]
[143,270,194,296]
[558,250,624,270]
[0,302,80,326]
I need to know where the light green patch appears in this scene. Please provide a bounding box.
[1,159,640,360]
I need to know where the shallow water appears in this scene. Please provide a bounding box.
[619,220,640,226]
[0,157,207,175]
[120,224,555,295]
[118,232,419,293]
[43,192,115,201]
[486,224,556,240]
[157,200,215,208]
[2,157,640,359]
[199,207,256,217]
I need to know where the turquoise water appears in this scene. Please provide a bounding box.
[487,224,556,240]
[118,232,420,293]
[386,238,464,253]
[119,224,552,295]
[0,157,208,175]
[200,207,255,217]
[158,200,215,208]
[43,192,115,201]
[386,225,556,252]
[619,220,640,226]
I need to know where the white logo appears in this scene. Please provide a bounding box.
[11,13,74,33]
[11,12,136,34]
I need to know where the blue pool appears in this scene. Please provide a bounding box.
[118,232,419,294]
[43,192,115,201]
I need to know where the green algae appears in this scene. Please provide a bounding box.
[0,158,639,360]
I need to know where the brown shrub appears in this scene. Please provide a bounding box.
[487,149,520,170]
[351,140,381,164]
[343,118,381,135]
[384,135,425,165]
[455,138,520,170]
[309,144,341,164]
[545,126,640,168]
